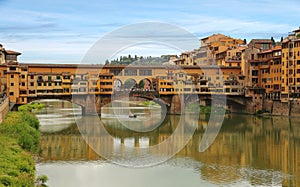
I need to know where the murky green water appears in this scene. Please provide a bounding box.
[35,100,300,187]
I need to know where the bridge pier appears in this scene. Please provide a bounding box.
[81,107,86,115]
[72,94,98,115]
[169,94,185,115]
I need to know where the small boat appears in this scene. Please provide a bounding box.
[129,112,137,118]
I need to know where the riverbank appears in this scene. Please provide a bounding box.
[0,111,40,186]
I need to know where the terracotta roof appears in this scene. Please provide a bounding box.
[258,46,282,54]
[282,39,290,43]
[5,50,21,55]
[250,39,272,44]
[237,46,247,50]
[273,46,281,51]
[259,49,272,54]
[293,27,300,32]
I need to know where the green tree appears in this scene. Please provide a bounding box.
[36,175,48,187]
[243,39,247,45]
[280,36,284,42]
[271,37,276,46]
[138,80,145,89]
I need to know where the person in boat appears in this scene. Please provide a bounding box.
[129,112,137,118]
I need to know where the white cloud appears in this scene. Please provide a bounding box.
[173,15,294,40]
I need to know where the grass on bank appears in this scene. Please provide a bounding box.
[0,111,41,186]
[0,136,35,186]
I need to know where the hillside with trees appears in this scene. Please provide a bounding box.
[106,55,175,65]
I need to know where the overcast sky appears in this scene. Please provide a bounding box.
[0,0,299,63]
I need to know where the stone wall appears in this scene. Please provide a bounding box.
[242,96,263,114]
[290,100,300,117]
[225,97,295,116]
[0,97,9,123]
[264,99,273,113]
[271,101,289,116]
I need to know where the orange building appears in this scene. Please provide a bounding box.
[256,46,282,99]
[281,27,300,102]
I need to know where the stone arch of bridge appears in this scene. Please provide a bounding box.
[114,76,153,88]
[137,78,152,90]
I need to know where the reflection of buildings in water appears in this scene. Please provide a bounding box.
[40,134,101,161]
[40,115,300,186]
[176,116,300,186]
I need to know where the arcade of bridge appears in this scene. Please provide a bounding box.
[114,76,153,89]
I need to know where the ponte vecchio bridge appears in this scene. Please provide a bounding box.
[1,62,256,114]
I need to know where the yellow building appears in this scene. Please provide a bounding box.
[0,44,21,98]
[242,39,273,88]
[281,27,300,102]
[156,66,244,95]
[174,34,244,67]
[200,34,244,66]
[256,46,282,99]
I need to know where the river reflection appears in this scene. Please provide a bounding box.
[36,100,300,187]
[34,99,81,133]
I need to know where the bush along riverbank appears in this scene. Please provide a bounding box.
[18,102,46,113]
[0,110,46,186]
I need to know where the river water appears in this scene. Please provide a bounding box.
[35,100,300,187]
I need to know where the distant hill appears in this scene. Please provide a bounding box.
[106,55,176,65]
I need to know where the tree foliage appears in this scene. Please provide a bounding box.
[0,111,42,186]
[18,102,46,112]
[107,54,174,65]
[271,37,276,46]
[0,112,40,152]
[138,80,145,89]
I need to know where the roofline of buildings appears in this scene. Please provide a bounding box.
[2,63,241,70]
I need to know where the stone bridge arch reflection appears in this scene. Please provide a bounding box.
[31,99,82,133]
